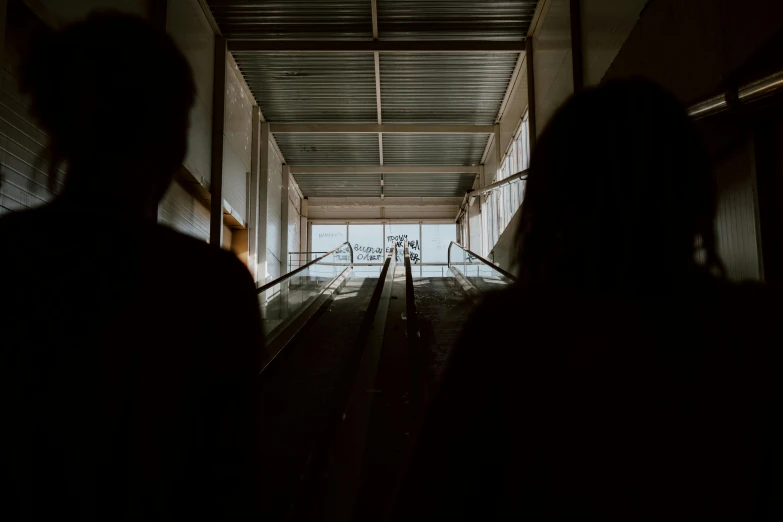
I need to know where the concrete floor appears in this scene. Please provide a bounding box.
[412,276,477,389]
[255,277,379,520]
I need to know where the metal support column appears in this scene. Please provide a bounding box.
[209,36,227,248]
[280,165,291,276]
[257,122,270,282]
[525,38,537,150]
[248,106,261,281]
[300,198,309,268]
[494,123,502,168]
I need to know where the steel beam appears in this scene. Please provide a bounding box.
[209,36,227,249]
[280,165,290,276]
[526,37,537,151]
[308,196,463,207]
[257,122,270,282]
[289,166,480,175]
[370,0,379,39]
[248,106,261,281]
[228,40,525,53]
[270,124,494,134]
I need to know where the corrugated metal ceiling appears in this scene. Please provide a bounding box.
[380,53,519,124]
[384,173,476,197]
[233,53,377,123]
[377,0,539,41]
[294,172,382,197]
[274,133,380,165]
[292,171,476,198]
[206,0,539,199]
[383,134,489,166]
[208,0,538,41]
[206,0,373,40]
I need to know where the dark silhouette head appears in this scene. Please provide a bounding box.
[517,78,720,295]
[20,12,195,218]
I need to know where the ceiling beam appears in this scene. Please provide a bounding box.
[227,40,525,53]
[370,0,379,39]
[308,196,463,207]
[371,0,384,168]
[290,166,480,174]
[270,123,494,134]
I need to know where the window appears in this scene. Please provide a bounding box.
[386,223,420,264]
[311,224,347,257]
[484,115,531,253]
[348,224,384,276]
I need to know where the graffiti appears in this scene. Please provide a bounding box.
[383,234,421,264]
[318,232,344,239]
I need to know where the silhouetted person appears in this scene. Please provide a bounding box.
[0,14,264,521]
[395,79,782,521]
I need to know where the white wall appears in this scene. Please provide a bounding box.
[222,59,253,225]
[532,0,574,137]
[287,172,302,262]
[167,0,214,188]
[158,180,210,241]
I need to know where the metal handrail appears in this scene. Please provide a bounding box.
[257,241,354,294]
[447,241,517,281]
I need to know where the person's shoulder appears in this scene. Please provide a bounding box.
[0,207,49,233]
[151,224,256,288]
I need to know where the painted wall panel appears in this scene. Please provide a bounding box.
[158,180,210,242]
[167,0,214,187]
[713,139,761,281]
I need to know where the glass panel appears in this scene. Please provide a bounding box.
[349,224,385,264]
[259,243,352,343]
[311,224,347,260]
[311,224,347,277]
[386,223,420,264]
[422,224,456,264]
[448,242,515,291]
